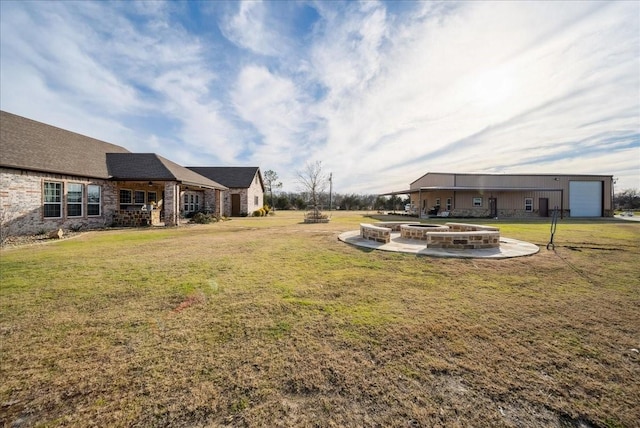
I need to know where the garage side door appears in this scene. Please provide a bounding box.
[569,181,602,217]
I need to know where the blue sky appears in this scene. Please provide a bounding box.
[1,0,638,193]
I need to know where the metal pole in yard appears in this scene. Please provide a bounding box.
[329,172,332,211]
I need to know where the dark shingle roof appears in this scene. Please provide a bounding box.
[1,110,130,179]
[187,166,263,190]
[107,154,227,189]
[0,111,226,190]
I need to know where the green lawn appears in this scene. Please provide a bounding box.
[1,212,639,427]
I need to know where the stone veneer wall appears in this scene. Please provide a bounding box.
[1,168,117,237]
[113,209,160,227]
[223,188,248,216]
[361,221,501,249]
[360,224,391,243]
[222,174,264,217]
[163,182,179,226]
[399,224,450,240]
[426,231,500,249]
[448,208,571,218]
[203,188,219,216]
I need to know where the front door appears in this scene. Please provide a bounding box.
[231,194,241,216]
[489,197,497,218]
[539,198,549,217]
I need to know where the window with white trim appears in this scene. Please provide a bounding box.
[67,183,83,217]
[134,190,145,205]
[525,198,533,212]
[446,198,452,211]
[473,197,483,207]
[44,181,62,218]
[435,198,441,207]
[120,189,132,204]
[88,185,101,216]
[254,196,259,206]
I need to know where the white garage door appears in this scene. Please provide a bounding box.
[569,181,602,217]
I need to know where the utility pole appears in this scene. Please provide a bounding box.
[329,172,333,211]
[612,177,617,211]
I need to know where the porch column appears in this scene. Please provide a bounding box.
[164,181,180,226]
[215,189,222,217]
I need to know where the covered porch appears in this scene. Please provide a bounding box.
[112,181,225,227]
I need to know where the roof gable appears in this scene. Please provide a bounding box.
[108,154,227,189]
[1,110,130,179]
[187,166,263,190]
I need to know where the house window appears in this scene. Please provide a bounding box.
[44,181,62,218]
[473,197,483,207]
[134,190,145,204]
[147,191,157,204]
[120,189,132,204]
[184,194,189,212]
[88,185,101,216]
[525,198,533,212]
[254,196,259,206]
[67,183,83,217]
[446,198,452,211]
[435,198,441,207]
[194,194,199,211]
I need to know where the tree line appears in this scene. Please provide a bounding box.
[614,189,640,210]
[267,191,408,211]
[264,163,408,211]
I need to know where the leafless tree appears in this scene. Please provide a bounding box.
[263,169,282,208]
[296,160,328,208]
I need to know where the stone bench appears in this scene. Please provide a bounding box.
[426,230,500,249]
[376,221,416,232]
[399,224,451,240]
[360,223,392,243]
[445,222,499,232]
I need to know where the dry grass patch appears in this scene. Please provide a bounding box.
[1,212,638,427]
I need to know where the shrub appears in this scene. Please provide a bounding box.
[191,212,217,224]
[252,208,266,217]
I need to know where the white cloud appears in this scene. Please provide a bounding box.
[1,0,638,192]
[219,1,287,57]
[303,1,639,193]
[230,65,324,185]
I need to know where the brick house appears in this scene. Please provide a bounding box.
[386,172,614,218]
[0,111,227,237]
[187,167,264,216]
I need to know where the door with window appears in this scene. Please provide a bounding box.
[183,193,200,214]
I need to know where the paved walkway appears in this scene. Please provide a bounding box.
[614,214,640,222]
[338,230,539,259]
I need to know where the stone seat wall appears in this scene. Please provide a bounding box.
[445,222,499,232]
[399,224,451,240]
[426,230,500,249]
[360,223,391,243]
